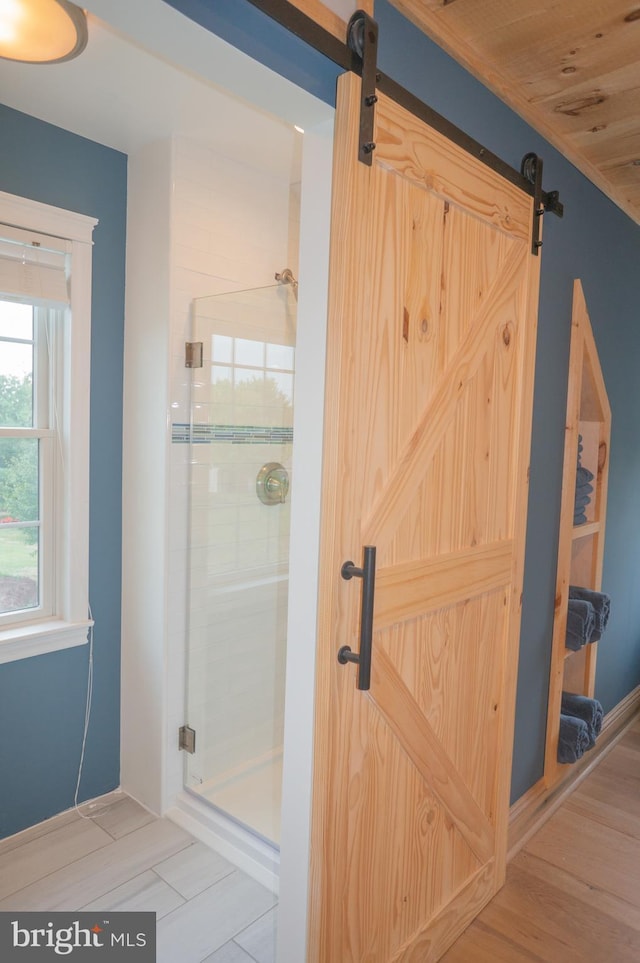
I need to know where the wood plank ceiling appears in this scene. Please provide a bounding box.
[388,0,640,224]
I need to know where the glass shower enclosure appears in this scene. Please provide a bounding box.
[184,280,297,847]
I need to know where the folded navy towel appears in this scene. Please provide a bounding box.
[575,462,594,522]
[576,464,594,484]
[558,714,591,764]
[569,586,610,641]
[561,691,603,749]
[575,480,594,494]
[565,598,596,650]
[576,482,593,498]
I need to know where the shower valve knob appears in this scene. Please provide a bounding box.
[256,462,289,505]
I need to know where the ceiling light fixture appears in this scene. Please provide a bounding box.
[0,0,87,64]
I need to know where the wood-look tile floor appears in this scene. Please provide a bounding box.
[442,717,640,962]
[0,793,276,963]
[3,719,640,962]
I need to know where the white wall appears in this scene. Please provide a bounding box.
[120,139,173,813]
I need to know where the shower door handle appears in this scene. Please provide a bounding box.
[337,545,376,691]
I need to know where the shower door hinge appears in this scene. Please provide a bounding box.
[178,725,196,753]
[185,342,203,368]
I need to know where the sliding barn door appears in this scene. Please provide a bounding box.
[308,73,541,962]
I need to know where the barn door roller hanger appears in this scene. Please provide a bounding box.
[346,10,378,166]
[244,1,564,254]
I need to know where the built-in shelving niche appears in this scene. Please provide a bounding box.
[544,279,611,789]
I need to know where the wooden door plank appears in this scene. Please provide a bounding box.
[372,647,495,864]
[362,242,527,549]
[390,862,497,963]
[378,588,508,815]
[491,210,540,878]
[375,540,513,630]
[375,96,530,241]
[307,72,370,963]
[309,69,539,961]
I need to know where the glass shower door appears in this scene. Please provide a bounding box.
[184,282,296,846]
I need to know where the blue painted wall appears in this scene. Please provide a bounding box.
[0,0,636,835]
[165,0,640,801]
[0,104,126,836]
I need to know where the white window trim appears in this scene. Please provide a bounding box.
[0,191,98,664]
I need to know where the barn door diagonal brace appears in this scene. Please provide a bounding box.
[347,10,379,165]
[243,0,565,220]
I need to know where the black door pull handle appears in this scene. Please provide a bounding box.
[337,545,376,691]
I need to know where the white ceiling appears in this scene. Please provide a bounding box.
[0,0,328,174]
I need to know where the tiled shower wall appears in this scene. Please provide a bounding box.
[167,132,300,790]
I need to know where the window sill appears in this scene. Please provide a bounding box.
[0,618,93,664]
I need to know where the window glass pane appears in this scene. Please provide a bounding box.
[268,372,294,404]
[266,343,294,371]
[0,346,33,427]
[212,334,232,364]
[0,300,32,340]
[211,365,232,384]
[210,366,233,414]
[235,367,263,386]
[0,437,39,523]
[234,338,264,367]
[0,527,39,615]
[0,298,34,429]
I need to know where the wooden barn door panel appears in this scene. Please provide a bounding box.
[308,72,541,963]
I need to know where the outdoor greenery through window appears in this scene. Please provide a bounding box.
[0,299,51,621]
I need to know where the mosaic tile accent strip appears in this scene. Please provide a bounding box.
[172,422,293,445]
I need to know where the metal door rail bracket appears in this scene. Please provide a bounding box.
[521,152,564,255]
[244,0,564,220]
[347,10,379,165]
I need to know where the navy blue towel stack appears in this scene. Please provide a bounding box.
[574,435,594,525]
[565,598,596,651]
[558,714,591,764]
[568,585,611,642]
[561,691,603,749]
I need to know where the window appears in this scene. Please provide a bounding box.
[0,192,97,663]
[0,301,52,623]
